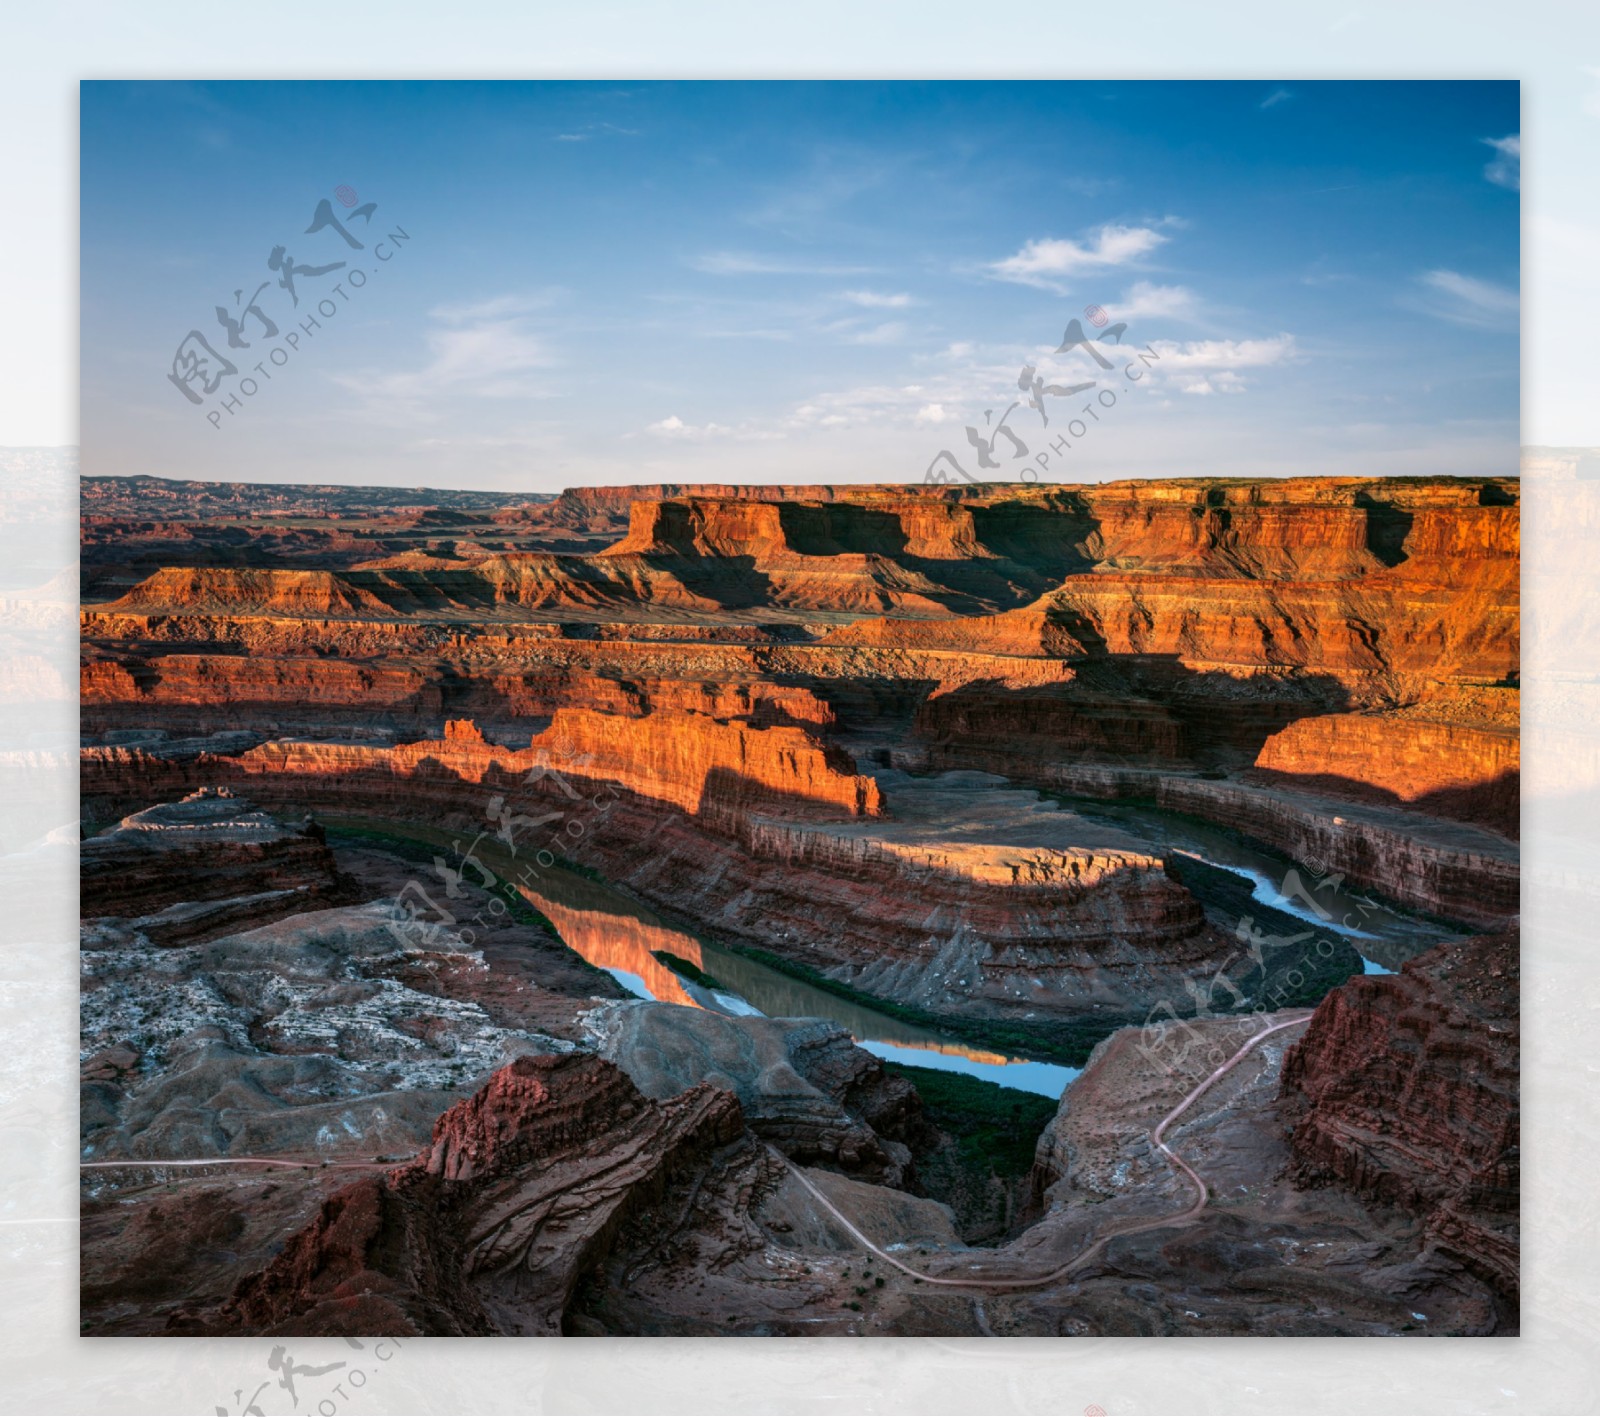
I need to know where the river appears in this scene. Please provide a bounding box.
[1051,795,1454,974]
[332,793,1449,1102]
[331,817,1081,1098]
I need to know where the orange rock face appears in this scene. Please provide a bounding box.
[537,706,882,821]
[80,472,1519,1013]
[78,471,1522,1336]
[1252,710,1519,838]
[218,1054,754,1336]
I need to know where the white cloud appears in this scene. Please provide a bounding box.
[840,289,913,308]
[691,251,877,276]
[422,323,553,389]
[1412,269,1519,329]
[1174,371,1248,396]
[429,292,558,324]
[640,414,783,442]
[1145,335,1297,370]
[784,380,969,433]
[1259,88,1292,110]
[1134,336,1296,395]
[846,321,908,345]
[644,414,731,439]
[1482,134,1520,191]
[553,122,640,142]
[1103,281,1198,323]
[332,294,559,407]
[988,223,1169,291]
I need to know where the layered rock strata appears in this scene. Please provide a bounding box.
[1280,931,1519,1305]
[218,1054,759,1336]
[80,787,341,934]
[80,725,1237,1028]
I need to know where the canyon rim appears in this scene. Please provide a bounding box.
[79,78,1520,1343]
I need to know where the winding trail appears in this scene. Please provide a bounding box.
[80,1014,1312,1297]
[773,1010,1313,1293]
[80,1157,380,1173]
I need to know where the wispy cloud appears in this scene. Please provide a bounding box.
[690,251,879,277]
[429,292,560,323]
[1410,269,1518,329]
[1259,88,1293,110]
[988,223,1170,291]
[644,414,728,438]
[1146,334,1297,370]
[840,289,913,308]
[553,122,641,142]
[1143,334,1298,394]
[1102,280,1198,323]
[1482,134,1520,191]
[846,320,907,345]
[332,294,561,409]
[739,153,889,237]
[640,414,783,442]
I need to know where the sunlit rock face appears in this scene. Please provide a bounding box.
[79,473,1520,1337]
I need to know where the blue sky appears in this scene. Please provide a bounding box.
[81,80,1519,491]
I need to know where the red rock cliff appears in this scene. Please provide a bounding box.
[536,706,884,821]
[1280,932,1518,1305]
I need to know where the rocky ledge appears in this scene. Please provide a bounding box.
[217,1054,756,1336]
[80,787,343,941]
[1280,931,1519,1306]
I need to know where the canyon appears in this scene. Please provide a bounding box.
[79,472,1519,1336]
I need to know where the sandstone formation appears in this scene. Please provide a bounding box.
[80,787,343,942]
[82,474,1518,874]
[80,725,1247,1035]
[1250,707,1519,838]
[587,1002,929,1185]
[1280,931,1519,1306]
[995,1006,1514,1336]
[218,1054,760,1336]
[79,472,1521,1337]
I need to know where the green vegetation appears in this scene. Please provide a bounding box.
[552,854,607,883]
[886,1062,1058,1180]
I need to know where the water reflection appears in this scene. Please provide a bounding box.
[529,892,703,1008]
[332,816,1077,1098]
[1060,797,1452,973]
[512,868,1078,1098]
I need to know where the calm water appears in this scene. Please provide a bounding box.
[336,818,1079,1099]
[338,794,1447,1102]
[518,863,1082,1099]
[1054,796,1453,974]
